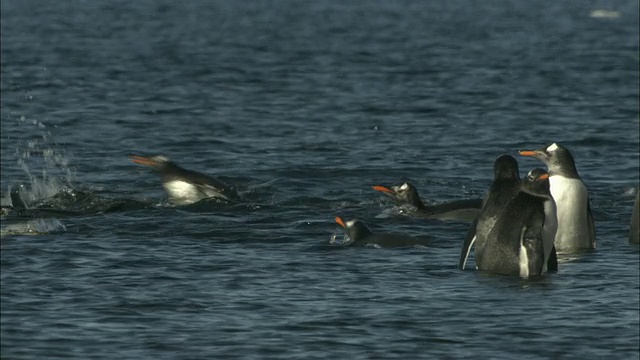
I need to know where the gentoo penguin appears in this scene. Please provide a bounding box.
[519,143,595,251]
[630,191,639,244]
[1,185,29,217]
[334,216,429,248]
[475,168,557,278]
[130,155,237,205]
[9,185,27,209]
[372,183,482,222]
[459,155,522,270]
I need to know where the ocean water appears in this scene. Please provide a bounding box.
[1,1,639,359]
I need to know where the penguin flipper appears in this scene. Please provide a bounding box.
[459,217,478,270]
[521,226,545,277]
[197,183,233,201]
[547,245,558,272]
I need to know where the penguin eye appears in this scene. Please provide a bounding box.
[399,183,409,191]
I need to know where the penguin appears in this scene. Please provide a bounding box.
[475,168,557,278]
[459,155,522,270]
[630,191,639,244]
[1,185,29,218]
[334,216,429,248]
[519,143,595,251]
[372,182,482,222]
[130,155,237,205]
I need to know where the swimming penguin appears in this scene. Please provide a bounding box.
[1,185,29,218]
[519,143,595,251]
[9,185,28,209]
[459,155,522,270]
[630,191,639,244]
[130,155,237,205]
[334,216,429,248]
[474,169,557,278]
[372,182,482,222]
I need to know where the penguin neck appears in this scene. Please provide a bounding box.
[160,164,197,183]
[520,187,552,200]
[412,197,429,211]
[490,177,521,193]
[548,161,580,179]
[349,224,373,243]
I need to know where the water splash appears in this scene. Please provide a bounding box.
[7,116,76,208]
[330,231,352,246]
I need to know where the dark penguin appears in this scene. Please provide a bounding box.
[1,185,29,217]
[334,216,429,248]
[372,183,482,222]
[519,143,595,251]
[630,191,639,244]
[475,169,558,278]
[459,155,522,270]
[130,155,237,205]
[9,185,28,209]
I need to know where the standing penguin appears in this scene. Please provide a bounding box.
[459,155,521,270]
[475,169,558,278]
[519,143,595,251]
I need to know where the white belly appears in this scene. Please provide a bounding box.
[518,227,530,279]
[163,180,202,204]
[549,175,594,251]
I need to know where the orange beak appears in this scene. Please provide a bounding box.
[538,173,549,181]
[519,150,538,157]
[335,216,346,228]
[129,155,157,166]
[372,185,394,194]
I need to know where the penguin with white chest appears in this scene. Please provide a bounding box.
[519,143,595,251]
[130,155,238,205]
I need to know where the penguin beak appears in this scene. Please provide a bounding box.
[518,150,538,157]
[537,173,550,181]
[129,155,158,167]
[519,149,547,160]
[335,216,346,229]
[372,185,395,194]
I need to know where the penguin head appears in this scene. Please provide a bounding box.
[493,154,520,181]
[130,155,178,172]
[521,168,552,198]
[519,143,577,174]
[335,216,373,243]
[372,182,424,208]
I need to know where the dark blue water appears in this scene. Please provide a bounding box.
[2,1,639,358]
